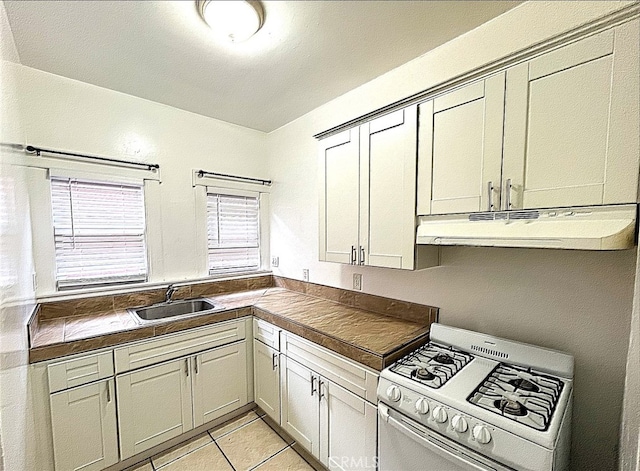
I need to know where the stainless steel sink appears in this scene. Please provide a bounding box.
[129,298,223,323]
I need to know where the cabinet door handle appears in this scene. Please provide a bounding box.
[106,380,111,403]
[318,379,325,401]
[272,353,278,371]
[185,358,189,377]
[487,181,495,211]
[311,374,317,396]
[360,246,365,265]
[195,355,199,374]
[505,178,512,210]
[351,245,357,265]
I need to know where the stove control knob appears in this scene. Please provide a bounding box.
[432,406,448,424]
[472,425,492,444]
[386,385,401,402]
[415,397,429,415]
[451,415,468,433]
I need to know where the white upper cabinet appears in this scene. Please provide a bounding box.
[418,74,505,215]
[503,21,639,209]
[319,105,438,269]
[418,20,639,215]
[318,127,360,264]
[361,107,420,269]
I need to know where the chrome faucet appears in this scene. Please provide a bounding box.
[165,284,177,303]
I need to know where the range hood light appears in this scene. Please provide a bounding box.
[198,0,264,43]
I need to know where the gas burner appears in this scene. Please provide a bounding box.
[494,398,527,417]
[433,353,454,365]
[509,377,539,392]
[388,342,473,389]
[414,368,435,381]
[467,363,565,431]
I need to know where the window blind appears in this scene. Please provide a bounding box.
[51,177,147,288]
[207,193,260,274]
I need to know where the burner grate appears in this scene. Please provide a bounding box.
[389,343,473,389]
[467,363,564,431]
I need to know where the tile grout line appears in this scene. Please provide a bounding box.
[151,435,214,470]
[247,445,292,471]
[212,414,262,440]
[258,417,318,471]
[209,429,238,471]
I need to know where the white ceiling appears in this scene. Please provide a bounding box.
[3,1,520,132]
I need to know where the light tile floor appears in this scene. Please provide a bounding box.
[125,409,316,471]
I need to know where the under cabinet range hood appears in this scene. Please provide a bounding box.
[416,204,638,250]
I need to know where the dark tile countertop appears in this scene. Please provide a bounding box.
[29,279,436,371]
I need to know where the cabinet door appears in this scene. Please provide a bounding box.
[253,339,281,424]
[319,128,360,264]
[193,341,248,427]
[117,358,193,460]
[280,356,320,457]
[319,380,377,471]
[503,22,640,209]
[50,379,118,471]
[360,106,419,269]
[418,74,505,215]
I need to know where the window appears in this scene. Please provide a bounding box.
[207,192,260,274]
[51,177,148,289]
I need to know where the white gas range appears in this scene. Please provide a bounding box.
[377,323,574,471]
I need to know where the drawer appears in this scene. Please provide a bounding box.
[48,351,114,393]
[115,319,246,373]
[253,318,280,350]
[282,332,378,403]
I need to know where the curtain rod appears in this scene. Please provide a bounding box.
[25,145,160,172]
[197,170,272,186]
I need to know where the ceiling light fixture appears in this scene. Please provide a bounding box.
[197,0,265,43]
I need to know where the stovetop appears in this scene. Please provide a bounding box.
[378,324,574,450]
[388,342,473,389]
[467,363,564,431]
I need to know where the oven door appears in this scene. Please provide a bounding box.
[378,404,514,471]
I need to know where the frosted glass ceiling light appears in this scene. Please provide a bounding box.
[198,0,264,43]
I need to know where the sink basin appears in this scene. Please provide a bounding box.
[129,298,223,323]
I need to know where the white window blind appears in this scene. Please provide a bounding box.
[207,193,260,274]
[51,177,148,289]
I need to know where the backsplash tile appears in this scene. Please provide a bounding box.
[274,276,438,324]
[40,295,115,320]
[113,289,165,310]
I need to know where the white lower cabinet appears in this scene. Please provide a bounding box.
[117,339,248,460]
[117,357,194,459]
[253,338,281,423]
[49,379,118,471]
[193,341,248,427]
[320,380,377,471]
[280,353,378,470]
[281,355,320,456]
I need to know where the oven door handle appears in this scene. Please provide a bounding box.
[384,411,511,471]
